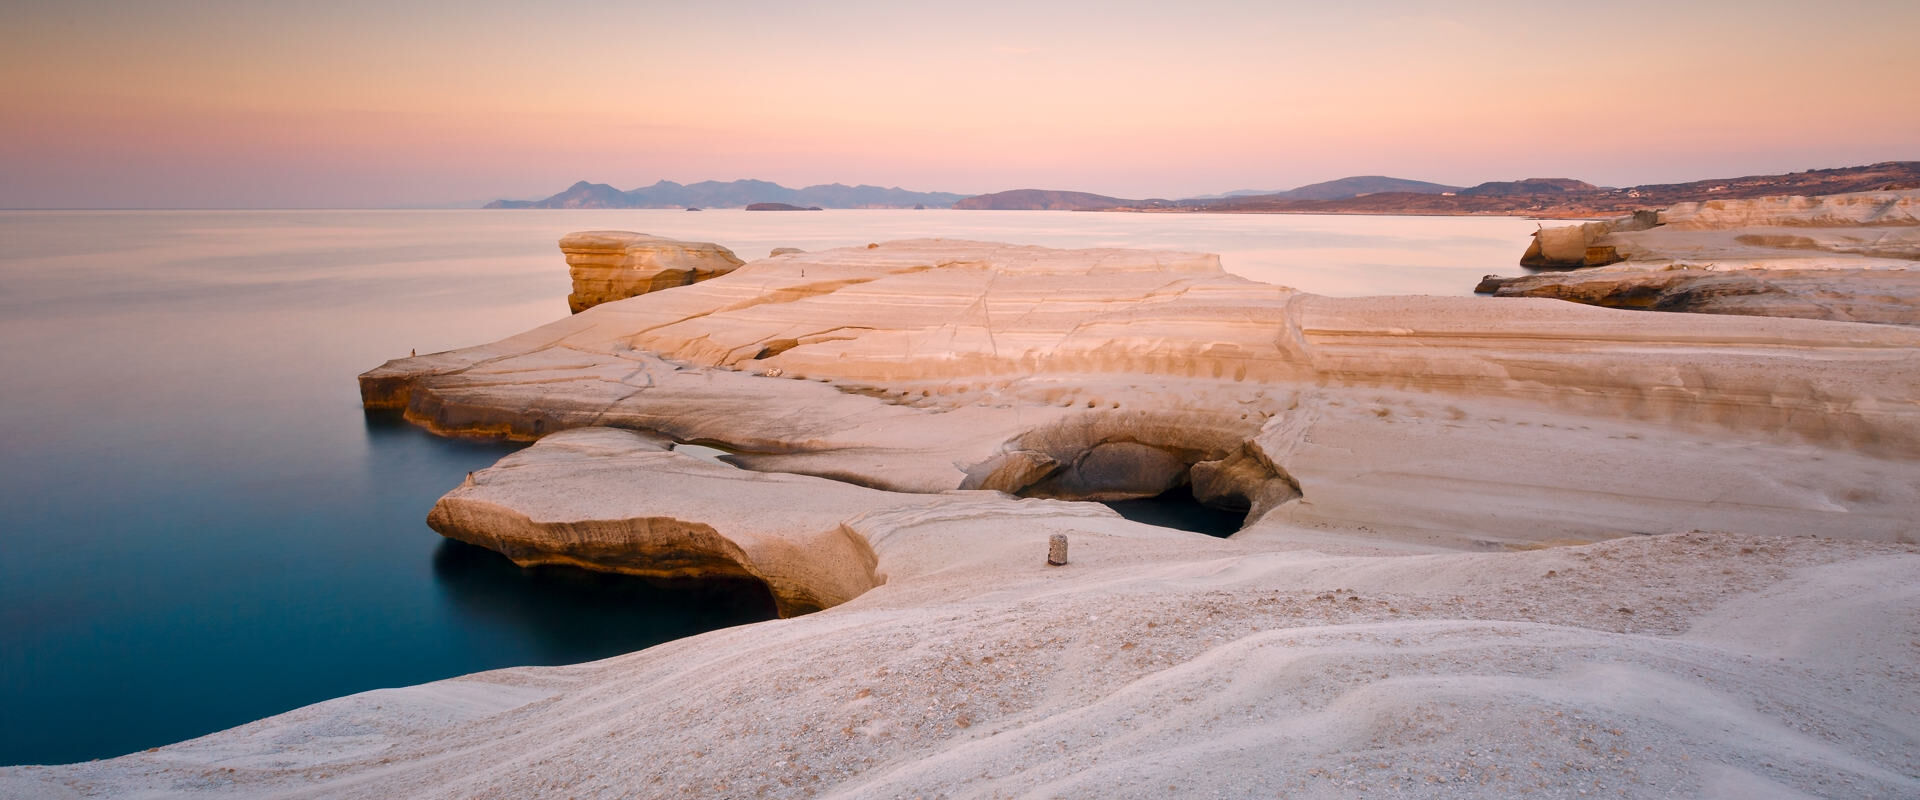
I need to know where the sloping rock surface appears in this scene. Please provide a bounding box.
[8,528,1916,798]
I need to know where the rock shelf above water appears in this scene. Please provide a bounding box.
[362,237,1920,542]
[348,236,1920,618]
[1483,190,1920,325]
[559,230,744,313]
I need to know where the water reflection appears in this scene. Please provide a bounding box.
[366,408,778,665]
[431,540,777,665]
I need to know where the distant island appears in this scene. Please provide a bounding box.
[1186,176,1464,201]
[486,179,963,209]
[745,202,822,211]
[952,189,1137,211]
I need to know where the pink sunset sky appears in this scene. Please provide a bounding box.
[2,0,1916,208]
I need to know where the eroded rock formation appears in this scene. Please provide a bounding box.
[560,230,745,313]
[10,235,1919,797]
[1486,191,1920,325]
[363,238,1920,566]
[431,427,904,616]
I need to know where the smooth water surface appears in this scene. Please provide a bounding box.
[0,209,1540,765]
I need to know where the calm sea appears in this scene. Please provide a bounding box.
[0,209,1542,765]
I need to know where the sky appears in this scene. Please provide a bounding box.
[2,0,1916,208]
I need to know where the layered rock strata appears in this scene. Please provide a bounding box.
[1485,191,1920,324]
[560,231,744,313]
[1478,266,1920,325]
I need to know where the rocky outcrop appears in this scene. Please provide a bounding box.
[363,238,1920,554]
[424,426,1200,617]
[1478,266,1920,325]
[428,427,915,616]
[559,231,744,313]
[1517,192,1919,269]
[1518,210,1658,268]
[1485,191,1920,325]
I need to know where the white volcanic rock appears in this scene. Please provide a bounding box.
[448,410,1919,618]
[1520,191,1920,269]
[362,238,1920,548]
[431,427,933,616]
[1489,191,1920,324]
[560,230,745,313]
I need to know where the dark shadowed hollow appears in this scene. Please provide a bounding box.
[1102,489,1248,537]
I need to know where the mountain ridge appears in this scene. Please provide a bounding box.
[487,180,964,209]
[1186,162,1920,216]
[487,163,1920,216]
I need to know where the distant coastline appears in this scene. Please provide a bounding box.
[486,179,962,210]
[964,162,1920,218]
[488,162,1920,219]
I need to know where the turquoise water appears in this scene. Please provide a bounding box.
[0,209,1538,765]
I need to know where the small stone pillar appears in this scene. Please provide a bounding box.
[1047,534,1069,566]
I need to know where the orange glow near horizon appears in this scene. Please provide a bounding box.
[4,0,1917,207]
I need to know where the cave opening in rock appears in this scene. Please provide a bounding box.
[1100,487,1247,537]
[966,418,1302,538]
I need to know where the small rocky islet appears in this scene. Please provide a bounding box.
[7,192,1917,797]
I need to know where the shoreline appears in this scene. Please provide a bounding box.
[6,225,1917,795]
